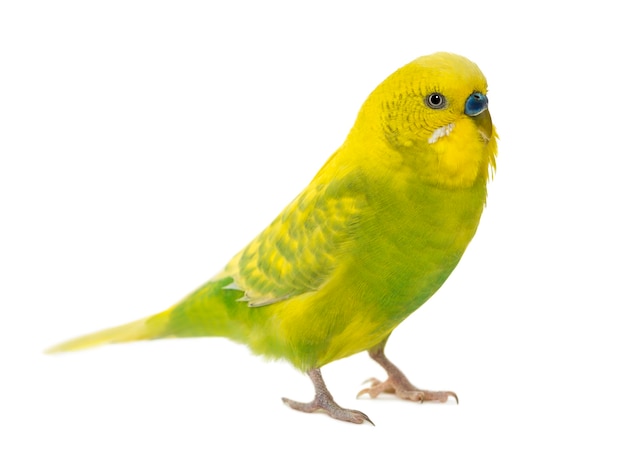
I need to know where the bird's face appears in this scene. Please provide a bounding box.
[367,53,497,189]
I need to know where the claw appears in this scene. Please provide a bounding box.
[285,368,375,425]
[283,396,374,425]
[358,377,458,404]
[359,342,459,405]
[360,377,382,387]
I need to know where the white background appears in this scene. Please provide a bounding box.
[2,1,625,449]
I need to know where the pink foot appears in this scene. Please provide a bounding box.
[358,342,458,404]
[358,376,457,403]
[284,369,374,425]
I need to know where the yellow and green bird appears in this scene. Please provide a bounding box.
[47,52,497,424]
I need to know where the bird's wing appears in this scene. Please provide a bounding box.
[223,174,366,307]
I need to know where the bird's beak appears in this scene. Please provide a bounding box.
[472,109,492,142]
[465,92,492,142]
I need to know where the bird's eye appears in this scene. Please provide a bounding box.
[426,93,446,109]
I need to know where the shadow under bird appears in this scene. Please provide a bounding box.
[47,52,498,425]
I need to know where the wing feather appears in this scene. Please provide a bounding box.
[221,175,366,307]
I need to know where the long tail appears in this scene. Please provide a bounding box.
[45,277,245,354]
[45,312,170,354]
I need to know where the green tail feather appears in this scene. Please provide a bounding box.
[45,315,167,354]
[45,277,245,354]
[163,277,249,340]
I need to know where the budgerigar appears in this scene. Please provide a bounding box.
[47,52,497,425]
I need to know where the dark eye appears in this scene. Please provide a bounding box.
[426,93,446,109]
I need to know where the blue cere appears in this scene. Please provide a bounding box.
[465,92,488,116]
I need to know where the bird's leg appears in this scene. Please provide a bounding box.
[358,340,458,403]
[283,368,374,425]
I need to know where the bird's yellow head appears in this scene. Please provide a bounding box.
[349,52,497,189]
